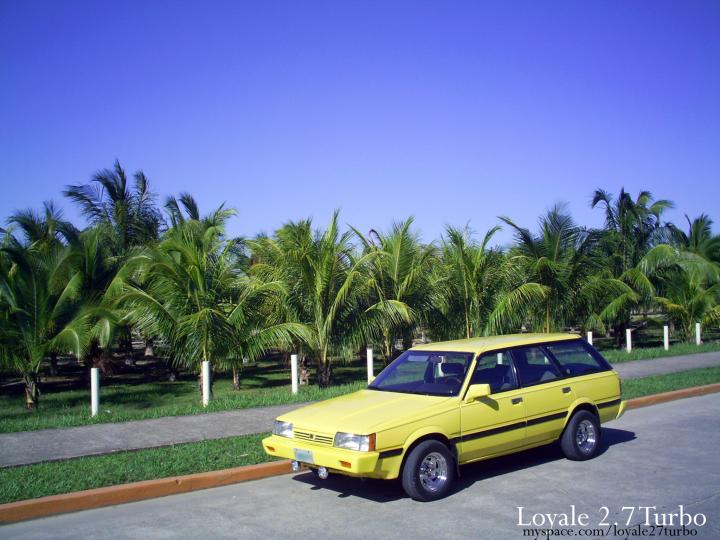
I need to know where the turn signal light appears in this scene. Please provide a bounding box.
[340,461,351,468]
[368,433,376,452]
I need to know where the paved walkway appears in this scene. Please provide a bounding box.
[1,351,718,469]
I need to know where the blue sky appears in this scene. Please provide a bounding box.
[1,0,719,247]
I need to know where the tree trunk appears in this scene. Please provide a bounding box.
[120,330,135,366]
[82,340,102,384]
[49,352,59,377]
[402,333,413,353]
[383,333,392,364]
[317,361,332,388]
[613,322,626,349]
[545,299,551,334]
[24,374,40,410]
[232,367,240,390]
[165,358,178,381]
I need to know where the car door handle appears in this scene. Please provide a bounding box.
[562,387,571,394]
[511,397,523,404]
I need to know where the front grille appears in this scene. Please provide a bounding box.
[294,430,334,446]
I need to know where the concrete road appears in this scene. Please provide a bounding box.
[3,393,719,540]
[0,403,300,468]
[3,351,719,469]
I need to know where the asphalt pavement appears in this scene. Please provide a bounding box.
[1,350,719,468]
[2,392,719,539]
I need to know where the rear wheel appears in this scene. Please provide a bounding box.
[561,410,600,461]
[401,440,455,501]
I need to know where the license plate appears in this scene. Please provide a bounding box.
[293,448,314,464]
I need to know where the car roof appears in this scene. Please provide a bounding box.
[410,333,580,356]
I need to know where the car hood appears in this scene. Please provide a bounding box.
[278,389,454,434]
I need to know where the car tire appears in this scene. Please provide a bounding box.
[561,410,601,461]
[401,440,455,501]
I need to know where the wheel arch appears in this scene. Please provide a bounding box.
[399,428,458,473]
[562,400,600,431]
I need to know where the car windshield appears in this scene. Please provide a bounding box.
[368,350,474,396]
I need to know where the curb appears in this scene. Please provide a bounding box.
[2,382,720,524]
[0,459,294,524]
[625,382,720,409]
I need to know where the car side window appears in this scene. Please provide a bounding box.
[546,341,607,377]
[470,350,518,394]
[510,346,561,386]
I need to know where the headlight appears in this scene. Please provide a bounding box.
[273,420,293,438]
[334,432,376,452]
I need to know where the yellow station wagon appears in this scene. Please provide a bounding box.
[263,333,626,501]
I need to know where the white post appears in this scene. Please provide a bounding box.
[663,325,669,351]
[626,329,632,353]
[291,354,299,395]
[90,367,99,417]
[586,331,593,346]
[366,347,374,383]
[202,360,211,407]
[696,323,702,346]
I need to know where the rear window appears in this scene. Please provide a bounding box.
[546,341,607,377]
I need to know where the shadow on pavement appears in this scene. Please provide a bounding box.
[290,427,636,503]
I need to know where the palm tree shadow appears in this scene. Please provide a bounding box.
[290,427,636,503]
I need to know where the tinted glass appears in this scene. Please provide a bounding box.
[546,341,607,376]
[470,350,518,393]
[369,350,474,396]
[511,346,561,386]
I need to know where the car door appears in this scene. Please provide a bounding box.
[458,349,527,462]
[510,345,575,445]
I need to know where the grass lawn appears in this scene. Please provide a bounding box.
[0,377,367,433]
[621,365,720,399]
[0,433,274,505]
[2,365,719,505]
[1,342,719,434]
[602,341,720,364]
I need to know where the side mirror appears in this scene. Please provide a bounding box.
[465,383,492,402]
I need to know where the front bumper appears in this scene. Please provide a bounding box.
[262,434,387,477]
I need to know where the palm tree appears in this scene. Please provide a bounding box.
[439,225,507,339]
[7,201,79,249]
[119,217,237,397]
[588,189,675,344]
[71,228,124,371]
[119,209,305,399]
[4,203,86,376]
[670,214,720,265]
[250,211,401,387]
[221,278,309,390]
[164,193,201,226]
[591,188,673,275]
[489,205,632,334]
[353,218,437,361]
[64,160,163,260]
[0,241,87,408]
[654,270,720,342]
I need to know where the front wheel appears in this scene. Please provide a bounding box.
[401,440,455,501]
[561,410,601,461]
